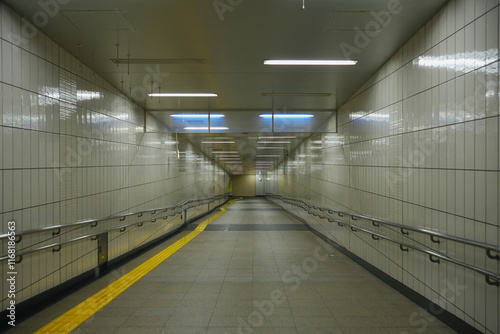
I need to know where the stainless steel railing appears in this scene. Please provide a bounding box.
[266,193,500,286]
[0,194,229,262]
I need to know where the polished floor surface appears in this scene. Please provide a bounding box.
[8,198,456,334]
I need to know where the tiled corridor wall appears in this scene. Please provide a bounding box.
[0,3,227,309]
[268,1,500,333]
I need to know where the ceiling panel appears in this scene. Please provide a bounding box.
[4,0,447,174]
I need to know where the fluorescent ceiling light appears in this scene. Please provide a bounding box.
[258,136,296,139]
[256,155,280,158]
[259,114,314,118]
[185,127,228,131]
[261,93,331,97]
[219,158,241,160]
[215,155,241,158]
[258,141,291,144]
[257,147,286,150]
[264,59,357,66]
[171,114,225,118]
[149,93,218,97]
[256,161,274,164]
[202,141,236,144]
[212,151,238,153]
[111,58,207,65]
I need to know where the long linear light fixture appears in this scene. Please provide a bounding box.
[111,58,207,65]
[258,141,291,144]
[259,136,296,139]
[259,114,314,118]
[150,93,218,97]
[202,141,236,144]
[256,155,280,158]
[212,151,238,153]
[261,93,331,96]
[257,147,286,150]
[185,127,228,131]
[264,59,357,66]
[171,114,225,118]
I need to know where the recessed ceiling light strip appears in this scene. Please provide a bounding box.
[258,141,291,144]
[202,141,236,144]
[149,93,218,97]
[264,60,357,66]
[258,136,296,139]
[259,114,314,118]
[184,127,228,131]
[171,114,225,118]
[257,147,286,150]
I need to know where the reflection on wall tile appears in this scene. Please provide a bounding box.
[0,2,228,311]
[267,1,499,333]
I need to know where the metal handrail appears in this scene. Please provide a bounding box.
[0,194,227,241]
[0,194,228,262]
[267,194,500,254]
[266,193,500,286]
[0,210,181,262]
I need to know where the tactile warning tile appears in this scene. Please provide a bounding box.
[34,200,236,334]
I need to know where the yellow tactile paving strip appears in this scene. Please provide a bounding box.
[34,199,236,334]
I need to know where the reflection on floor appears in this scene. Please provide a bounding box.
[8,198,456,334]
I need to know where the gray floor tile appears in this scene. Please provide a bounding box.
[70,328,119,334]
[80,316,129,327]
[294,315,340,327]
[290,306,332,316]
[206,327,241,334]
[179,298,218,308]
[115,327,163,334]
[173,307,214,316]
[10,199,459,334]
[335,316,385,328]
[165,315,212,327]
[120,315,170,327]
[296,327,344,334]
[161,327,208,334]
[209,315,247,327]
[132,307,176,317]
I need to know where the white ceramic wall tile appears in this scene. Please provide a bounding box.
[2,126,13,169]
[0,2,229,311]
[267,2,500,333]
